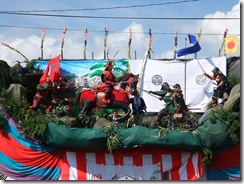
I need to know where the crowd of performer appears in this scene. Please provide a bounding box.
[29,59,229,130]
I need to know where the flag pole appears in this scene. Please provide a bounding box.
[104,27,109,60]
[128,28,133,59]
[84,27,88,60]
[173,27,178,59]
[195,28,202,59]
[184,36,188,102]
[148,28,152,59]
[61,27,67,60]
[41,28,45,59]
[219,28,228,56]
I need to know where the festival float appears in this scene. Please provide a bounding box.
[0,34,240,180]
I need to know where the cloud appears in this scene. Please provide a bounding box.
[177,2,240,59]
[0,2,240,66]
[159,2,240,59]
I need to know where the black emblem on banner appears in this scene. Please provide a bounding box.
[196,75,207,85]
[152,75,162,86]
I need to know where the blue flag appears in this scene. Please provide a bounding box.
[176,34,201,57]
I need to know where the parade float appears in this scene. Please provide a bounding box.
[0,54,240,180]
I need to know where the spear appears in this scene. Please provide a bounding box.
[173,27,178,59]
[104,27,109,60]
[128,28,133,59]
[40,27,45,59]
[143,89,161,100]
[84,27,88,60]
[219,28,228,56]
[61,27,67,59]
[1,42,29,62]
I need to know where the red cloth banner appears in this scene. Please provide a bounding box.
[39,55,60,84]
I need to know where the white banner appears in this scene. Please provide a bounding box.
[129,56,227,112]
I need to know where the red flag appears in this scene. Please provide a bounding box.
[39,55,60,84]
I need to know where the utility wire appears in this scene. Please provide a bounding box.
[0,24,240,36]
[0,12,239,20]
[0,0,198,13]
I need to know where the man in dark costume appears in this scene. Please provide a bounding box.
[171,83,195,130]
[204,67,229,107]
[149,82,174,126]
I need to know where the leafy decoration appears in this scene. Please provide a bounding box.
[202,147,213,165]
[158,126,170,137]
[105,124,120,153]
[208,108,240,143]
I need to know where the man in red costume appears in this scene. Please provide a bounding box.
[100,60,116,104]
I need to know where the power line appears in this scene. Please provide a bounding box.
[0,0,198,13]
[0,24,240,36]
[0,12,239,20]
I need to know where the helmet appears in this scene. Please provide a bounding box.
[173,83,181,90]
[212,67,220,74]
[161,82,169,87]
[104,60,114,70]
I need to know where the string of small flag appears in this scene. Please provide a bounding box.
[40,28,45,59]
[173,27,178,59]
[219,28,228,56]
[84,27,88,59]
[128,28,133,59]
[104,27,109,59]
[0,26,239,61]
[148,28,152,58]
[61,27,67,59]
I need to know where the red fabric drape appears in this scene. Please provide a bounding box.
[39,55,60,84]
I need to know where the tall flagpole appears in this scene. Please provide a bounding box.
[104,27,109,60]
[84,27,88,60]
[219,28,228,56]
[41,28,45,59]
[128,28,133,59]
[184,36,188,102]
[173,27,178,59]
[148,28,152,59]
[195,27,202,59]
[61,27,67,60]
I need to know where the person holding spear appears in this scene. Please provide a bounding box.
[203,67,229,107]
[149,82,174,126]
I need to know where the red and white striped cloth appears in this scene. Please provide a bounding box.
[59,146,202,180]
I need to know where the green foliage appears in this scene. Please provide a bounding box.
[208,108,240,143]
[25,59,42,74]
[95,108,110,119]
[208,108,239,125]
[0,114,6,127]
[227,74,240,89]
[105,124,120,153]
[9,65,25,85]
[202,147,214,165]
[158,127,170,137]
[228,119,240,143]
